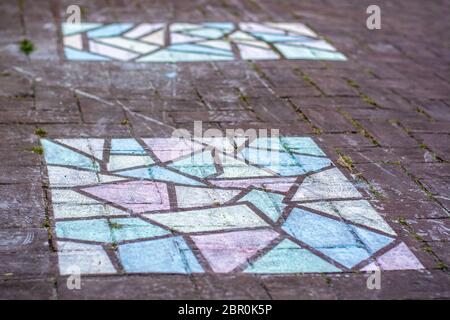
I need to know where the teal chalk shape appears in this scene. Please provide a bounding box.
[245,239,341,273]
[41,139,100,171]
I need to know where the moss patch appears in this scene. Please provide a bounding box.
[31,146,44,155]
[34,128,47,137]
[20,39,35,55]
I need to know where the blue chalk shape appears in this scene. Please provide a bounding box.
[117,165,205,186]
[245,239,341,273]
[248,137,281,151]
[274,44,316,59]
[308,48,347,61]
[87,23,134,38]
[111,139,146,155]
[283,208,357,248]
[353,226,394,254]
[319,247,371,269]
[118,236,204,273]
[64,47,110,61]
[169,152,217,178]
[291,153,332,172]
[280,137,326,156]
[239,190,286,222]
[241,147,330,176]
[240,147,296,166]
[41,139,99,171]
[110,218,170,242]
[282,209,394,268]
[56,219,112,242]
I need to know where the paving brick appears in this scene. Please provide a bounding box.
[300,106,355,133]
[402,120,450,134]
[246,96,299,123]
[0,228,50,254]
[337,147,430,164]
[0,252,55,277]
[0,166,41,184]
[355,163,429,201]
[428,241,450,267]
[415,133,450,161]
[57,275,200,299]
[329,270,450,299]
[0,183,46,228]
[357,120,418,148]
[406,218,450,242]
[169,110,257,123]
[261,274,338,299]
[79,99,126,124]
[375,199,449,219]
[192,274,271,300]
[0,278,56,299]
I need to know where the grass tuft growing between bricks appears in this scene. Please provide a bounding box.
[337,109,381,146]
[437,262,449,271]
[361,94,378,107]
[285,98,322,134]
[235,87,250,105]
[109,222,124,229]
[337,154,355,172]
[415,107,434,122]
[19,39,34,55]
[30,146,44,154]
[321,275,332,285]
[367,183,384,199]
[335,149,384,199]
[346,79,360,89]
[364,68,376,77]
[34,127,47,137]
[396,215,448,272]
[401,164,437,200]
[293,68,325,96]
[345,78,380,108]
[14,92,35,99]
[395,121,447,163]
[397,217,408,226]
[336,149,355,172]
[248,61,274,86]
[42,216,56,252]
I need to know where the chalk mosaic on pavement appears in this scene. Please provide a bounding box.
[41,136,423,274]
[62,22,347,62]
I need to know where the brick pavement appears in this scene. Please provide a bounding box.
[0,0,449,299]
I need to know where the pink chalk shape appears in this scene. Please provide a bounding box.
[361,242,424,271]
[209,177,297,193]
[143,138,203,163]
[191,229,279,272]
[82,181,169,213]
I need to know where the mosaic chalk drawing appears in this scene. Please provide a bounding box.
[41,137,423,274]
[61,22,346,62]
